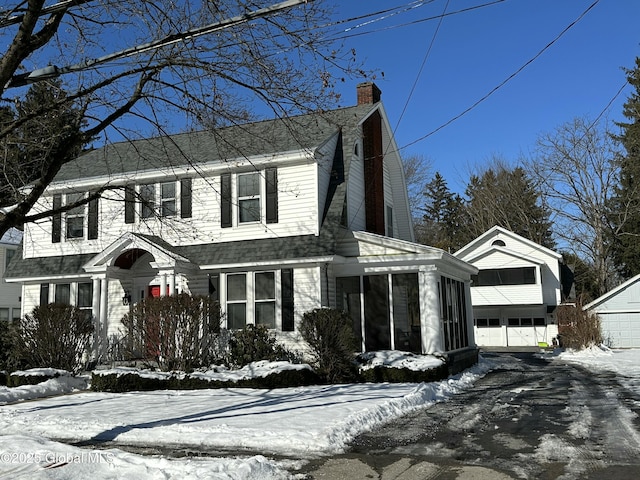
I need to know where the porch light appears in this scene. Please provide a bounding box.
[122,292,132,305]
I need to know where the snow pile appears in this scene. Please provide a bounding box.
[94,360,313,382]
[0,434,291,480]
[10,368,73,377]
[0,375,89,405]
[357,350,445,371]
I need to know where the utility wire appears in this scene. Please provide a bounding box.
[392,0,450,142]
[400,0,601,151]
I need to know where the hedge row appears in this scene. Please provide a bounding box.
[358,363,449,383]
[6,370,65,387]
[91,367,322,392]
[90,363,452,392]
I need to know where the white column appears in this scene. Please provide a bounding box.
[91,277,102,359]
[420,268,443,354]
[91,278,101,322]
[100,277,109,341]
[160,273,167,296]
[465,280,476,347]
[168,273,176,296]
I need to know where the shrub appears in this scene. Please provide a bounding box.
[556,302,602,349]
[121,293,222,371]
[0,320,19,372]
[299,308,359,384]
[90,366,320,392]
[227,324,290,368]
[13,304,93,374]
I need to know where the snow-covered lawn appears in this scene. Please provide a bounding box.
[1,347,636,479]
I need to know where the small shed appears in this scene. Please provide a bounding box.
[584,274,640,348]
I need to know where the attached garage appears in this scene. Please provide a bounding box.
[585,274,640,348]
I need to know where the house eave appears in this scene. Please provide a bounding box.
[47,148,317,191]
[199,255,336,271]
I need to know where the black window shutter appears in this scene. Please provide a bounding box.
[281,268,294,331]
[266,167,278,224]
[88,195,99,239]
[221,173,232,228]
[180,178,192,218]
[124,186,135,224]
[52,194,62,243]
[40,283,50,306]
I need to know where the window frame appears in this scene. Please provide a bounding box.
[237,172,261,224]
[254,271,276,329]
[139,184,156,219]
[65,192,86,240]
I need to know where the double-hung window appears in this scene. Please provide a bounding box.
[160,182,177,217]
[221,168,278,228]
[226,274,247,329]
[65,192,85,239]
[77,282,93,320]
[255,272,276,328]
[140,184,156,219]
[54,283,71,305]
[238,173,261,223]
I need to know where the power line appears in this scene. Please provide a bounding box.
[400,0,601,151]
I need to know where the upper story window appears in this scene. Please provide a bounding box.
[65,192,85,239]
[221,168,278,228]
[52,192,98,243]
[385,205,394,238]
[5,248,15,269]
[238,173,260,223]
[125,179,192,224]
[140,184,156,219]
[471,267,536,287]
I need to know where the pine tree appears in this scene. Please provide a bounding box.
[417,172,465,252]
[463,165,554,249]
[610,57,640,278]
[1,81,84,211]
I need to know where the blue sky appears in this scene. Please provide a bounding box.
[330,0,640,194]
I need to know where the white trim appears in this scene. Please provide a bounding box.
[47,149,315,192]
[455,225,561,261]
[584,273,640,310]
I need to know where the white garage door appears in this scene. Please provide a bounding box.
[599,313,640,348]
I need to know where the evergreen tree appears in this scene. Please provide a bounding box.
[462,164,554,249]
[0,80,84,210]
[610,57,640,278]
[417,172,465,252]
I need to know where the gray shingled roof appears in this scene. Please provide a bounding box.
[7,101,379,280]
[55,105,374,182]
[4,235,334,280]
[4,247,96,280]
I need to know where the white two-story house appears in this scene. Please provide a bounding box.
[454,226,562,348]
[6,83,477,365]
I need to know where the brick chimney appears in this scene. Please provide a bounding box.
[357,82,381,105]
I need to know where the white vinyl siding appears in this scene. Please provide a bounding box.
[21,160,319,259]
